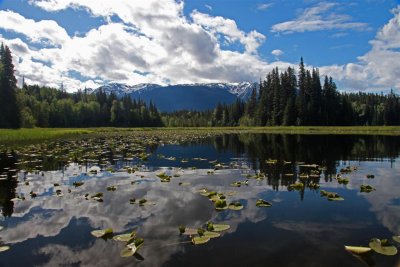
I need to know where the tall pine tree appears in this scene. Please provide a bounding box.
[0,43,21,128]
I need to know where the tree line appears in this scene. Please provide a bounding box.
[0,43,399,128]
[164,58,400,127]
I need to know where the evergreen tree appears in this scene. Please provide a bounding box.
[0,43,21,128]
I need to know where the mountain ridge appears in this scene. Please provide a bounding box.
[89,82,257,112]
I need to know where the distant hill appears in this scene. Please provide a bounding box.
[89,82,257,112]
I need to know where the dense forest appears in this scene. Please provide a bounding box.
[164,58,400,127]
[0,43,399,128]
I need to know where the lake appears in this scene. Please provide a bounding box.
[0,133,399,267]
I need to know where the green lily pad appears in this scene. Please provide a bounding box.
[198,188,209,196]
[345,246,375,266]
[230,180,248,187]
[360,184,375,193]
[214,199,228,210]
[113,231,136,242]
[256,199,272,207]
[106,185,117,191]
[73,181,84,187]
[344,246,372,255]
[328,196,344,201]
[0,246,10,252]
[321,191,344,201]
[91,192,103,198]
[120,243,137,257]
[212,224,230,232]
[228,202,243,210]
[203,231,220,238]
[192,236,210,245]
[369,238,398,256]
[91,228,113,238]
[393,236,400,243]
[288,182,304,191]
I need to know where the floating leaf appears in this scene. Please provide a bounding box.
[203,231,220,238]
[360,184,375,193]
[192,236,210,245]
[106,185,117,191]
[321,190,344,201]
[120,244,137,257]
[328,196,344,201]
[113,231,136,242]
[228,202,243,210]
[91,228,113,238]
[393,236,400,243]
[212,224,230,232]
[344,246,372,255]
[256,199,272,207]
[73,181,84,187]
[288,182,304,191]
[91,192,103,198]
[214,199,228,210]
[338,177,349,185]
[369,238,398,256]
[0,246,10,252]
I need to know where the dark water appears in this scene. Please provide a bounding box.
[0,134,400,267]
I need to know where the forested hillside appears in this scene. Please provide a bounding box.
[0,44,399,128]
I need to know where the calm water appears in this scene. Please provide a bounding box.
[0,134,400,267]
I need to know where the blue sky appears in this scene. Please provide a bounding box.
[0,0,399,92]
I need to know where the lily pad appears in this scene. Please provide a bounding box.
[73,181,84,187]
[393,236,400,243]
[212,224,230,232]
[288,182,304,191]
[344,246,372,255]
[192,236,210,245]
[113,231,136,242]
[0,246,10,252]
[91,228,113,238]
[203,231,221,238]
[214,199,228,210]
[120,243,137,257]
[369,238,398,256]
[360,184,375,193]
[256,199,272,207]
[106,185,117,191]
[228,202,243,210]
[328,196,345,201]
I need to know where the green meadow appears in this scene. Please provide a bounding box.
[1,126,400,146]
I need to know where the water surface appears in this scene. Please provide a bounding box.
[0,134,399,267]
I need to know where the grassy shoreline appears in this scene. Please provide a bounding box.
[1,126,400,145]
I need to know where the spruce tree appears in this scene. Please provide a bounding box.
[0,43,21,128]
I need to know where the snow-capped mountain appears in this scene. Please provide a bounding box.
[95,83,161,96]
[91,82,257,112]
